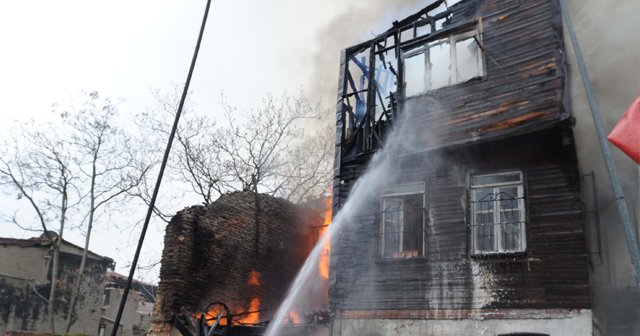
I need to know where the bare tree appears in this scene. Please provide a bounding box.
[139,90,333,206]
[268,124,334,203]
[173,114,228,204]
[0,120,77,334]
[0,92,150,334]
[213,93,326,194]
[63,92,149,332]
[129,88,203,218]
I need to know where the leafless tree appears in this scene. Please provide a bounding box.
[267,124,334,203]
[213,93,325,195]
[0,92,150,334]
[0,120,77,334]
[132,87,218,215]
[139,89,333,206]
[63,92,149,332]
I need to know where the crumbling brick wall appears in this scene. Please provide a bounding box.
[156,191,321,322]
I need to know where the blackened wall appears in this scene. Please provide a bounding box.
[338,0,568,161]
[405,0,567,149]
[330,126,589,311]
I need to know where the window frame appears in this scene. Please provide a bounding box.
[470,171,527,255]
[379,183,427,259]
[402,26,485,96]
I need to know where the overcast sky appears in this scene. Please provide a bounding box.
[0,0,437,125]
[0,0,442,282]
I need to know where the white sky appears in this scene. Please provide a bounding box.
[0,0,435,282]
[0,0,334,124]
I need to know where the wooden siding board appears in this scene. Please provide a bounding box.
[339,0,567,155]
[332,0,588,315]
[331,127,589,311]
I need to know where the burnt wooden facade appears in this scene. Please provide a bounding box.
[330,0,589,316]
[331,128,589,311]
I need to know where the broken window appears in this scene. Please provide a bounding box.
[455,36,482,82]
[373,37,399,122]
[470,171,526,254]
[416,22,432,38]
[404,47,427,96]
[427,39,452,90]
[379,183,425,259]
[403,29,484,96]
[345,48,371,128]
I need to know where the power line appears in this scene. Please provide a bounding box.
[110,1,213,334]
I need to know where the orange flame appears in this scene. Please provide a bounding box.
[236,297,260,324]
[288,311,302,324]
[247,270,260,286]
[198,271,262,326]
[323,195,332,226]
[201,307,229,326]
[237,271,261,324]
[318,196,332,279]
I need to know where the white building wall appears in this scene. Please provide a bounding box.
[0,245,49,283]
[332,310,592,336]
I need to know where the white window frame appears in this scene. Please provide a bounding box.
[403,27,485,96]
[470,171,526,255]
[379,183,426,259]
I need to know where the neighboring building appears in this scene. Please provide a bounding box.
[0,235,114,336]
[100,272,157,336]
[330,0,593,335]
[0,236,157,336]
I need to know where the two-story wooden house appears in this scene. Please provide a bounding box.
[329,0,591,335]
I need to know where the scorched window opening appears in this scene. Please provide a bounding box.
[379,183,426,259]
[403,27,485,96]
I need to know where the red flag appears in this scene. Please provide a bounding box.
[608,96,640,165]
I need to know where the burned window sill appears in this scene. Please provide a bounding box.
[375,256,428,265]
[403,75,486,101]
[470,251,529,260]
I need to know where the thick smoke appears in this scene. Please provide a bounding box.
[566,0,640,334]
[567,1,640,231]
[306,0,433,108]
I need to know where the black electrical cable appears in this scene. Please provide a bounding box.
[110,1,213,334]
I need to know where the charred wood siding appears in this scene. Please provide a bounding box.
[338,0,567,161]
[400,0,566,150]
[330,0,587,313]
[330,127,589,311]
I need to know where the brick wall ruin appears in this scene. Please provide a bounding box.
[154,191,322,326]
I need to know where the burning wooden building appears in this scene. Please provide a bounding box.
[149,191,328,336]
[329,0,591,335]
